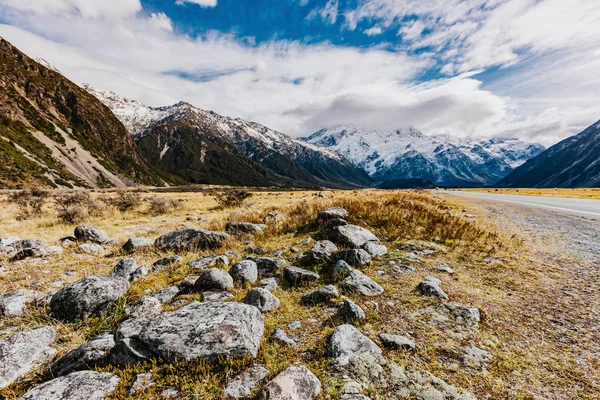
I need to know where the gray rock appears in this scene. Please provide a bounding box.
[47,246,64,256]
[50,333,115,377]
[261,366,321,400]
[319,207,349,220]
[152,256,183,272]
[338,299,366,323]
[299,237,314,246]
[12,238,46,252]
[434,264,455,274]
[0,245,15,256]
[425,276,442,285]
[339,381,370,400]
[0,236,19,246]
[74,226,109,244]
[245,257,286,276]
[287,321,302,330]
[224,250,242,258]
[338,249,372,267]
[320,224,379,249]
[224,365,269,399]
[247,247,266,255]
[379,333,415,350]
[130,265,149,282]
[283,266,320,286]
[0,289,45,316]
[202,291,234,302]
[270,328,296,346]
[0,326,56,390]
[151,286,180,304]
[194,268,234,291]
[226,222,267,235]
[50,275,130,322]
[417,281,449,300]
[230,260,258,284]
[260,277,279,291]
[301,285,339,305]
[122,237,153,253]
[109,319,153,366]
[126,296,163,320]
[299,240,338,266]
[77,243,104,254]
[342,270,384,297]
[329,324,382,366]
[161,388,180,398]
[188,255,229,270]
[332,260,353,281]
[180,275,201,292]
[154,229,230,252]
[129,372,154,396]
[362,242,387,257]
[139,302,264,361]
[461,344,493,368]
[439,303,481,328]
[50,280,65,288]
[110,258,137,280]
[243,288,280,313]
[19,371,119,400]
[12,246,51,261]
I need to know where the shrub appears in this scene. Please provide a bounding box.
[8,188,49,219]
[53,191,102,224]
[213,190,253,208]
[147,196,184,215]
[105,191,142,213]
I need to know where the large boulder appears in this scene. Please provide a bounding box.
[50,276,130,322]
[243,288,280,313]
[230,260,259,284]
[194,268,234,291]
[261,366,321,400]
[125,296,163,320]
[417,281,449,300]
[362,242,387,257]
[338,249,371,267]
[50,333,115,377]
[283,266,320,286]
[226,222,267,235]
[19,371,120,400]
[245,257,286,276]
[342,270,384,297]
[0,326,56,390]
[122,237,153,253]
[74,226,109,244]
[10,239,51,261]
[320,224,379,249]
[301,285,339,305]
[319,207,349,220]
[299,240,338,266]
[138,302,264,361]
[109,319,154,366]
[329,324,382,366]
[0,289,45,316]
[154,229,230,252]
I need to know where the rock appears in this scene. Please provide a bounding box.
[435,264,454,274]
[425,276,442,285]
[50,280,65,288]
[230,260,258,284]
[362,242,387,257]
[339,381,369,400]
[77,243,104,254]
[74,226,109,244]
[379,333,415,350]
[12,246,51,261]
[461,344,493,368]
[202,291,234,302]
[58,236,77,248]
[283,266,320,286]
[126,296,163,320]
[320,224,379,249]
[319,207,349,220]
[0,289,45,316]
[50,333,115,377]
[109,319,153,366]
[417,281,449,300]
[152,255,183,272]
[50,275,130,322]
[110,258,137,280]
[12,238,46,252]
[19,371,119,400]
[299,237,314,246]
[122,237,153,253]
[224,250,241,258]
[151,286,180,304]
[271,249,284,257]
[161,388,180,398]
[270,328,296,346]
[338,249,372,267]
[260,277,279,291]
[245,257,286,276]
[287,321,302,330]
[0,245,15,256]
[0,236,19,246]
[139,302,264,361]
[243,288,280,313]
[338,299,366,323]
[188,255,229,270]
[247,247,266,255]
[194,268,234,291]
[224,365,269,399]
[439,303,481,328]
[47,246,64,256]
[342,270,384,297]
[263,211,281,225]
[329,324,382,366]
[261,366,321,400]
[299,240,338,266]
[226,222,267,235]
[0,326,56,390]
[301,285,339,305]
[332,260,353,281]
[130,265,149,282]
[154,229,230,252]
[180,275,201,292]
[129,372,154,396]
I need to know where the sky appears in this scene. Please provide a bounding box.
[0,0,599,146]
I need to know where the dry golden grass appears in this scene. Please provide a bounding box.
[462,187,600,199]
[0,188,598,399]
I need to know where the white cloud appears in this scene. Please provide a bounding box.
[175,0,217,7]
[363,26,382,36]
[308,0,339,24]
[0,0,142,18]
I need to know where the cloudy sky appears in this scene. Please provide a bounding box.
[1,0,599,145]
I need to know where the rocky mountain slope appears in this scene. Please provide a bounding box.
[84,86,373,188]
[0,38,163,189]
[303,126,545,187]
[498,119,600,187]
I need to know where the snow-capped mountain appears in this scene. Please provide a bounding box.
[84,86,372,188]
[303,126,545,186]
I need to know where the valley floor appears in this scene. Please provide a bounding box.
[1,188,598,399]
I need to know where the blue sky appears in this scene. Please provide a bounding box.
[0,0,599,145]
